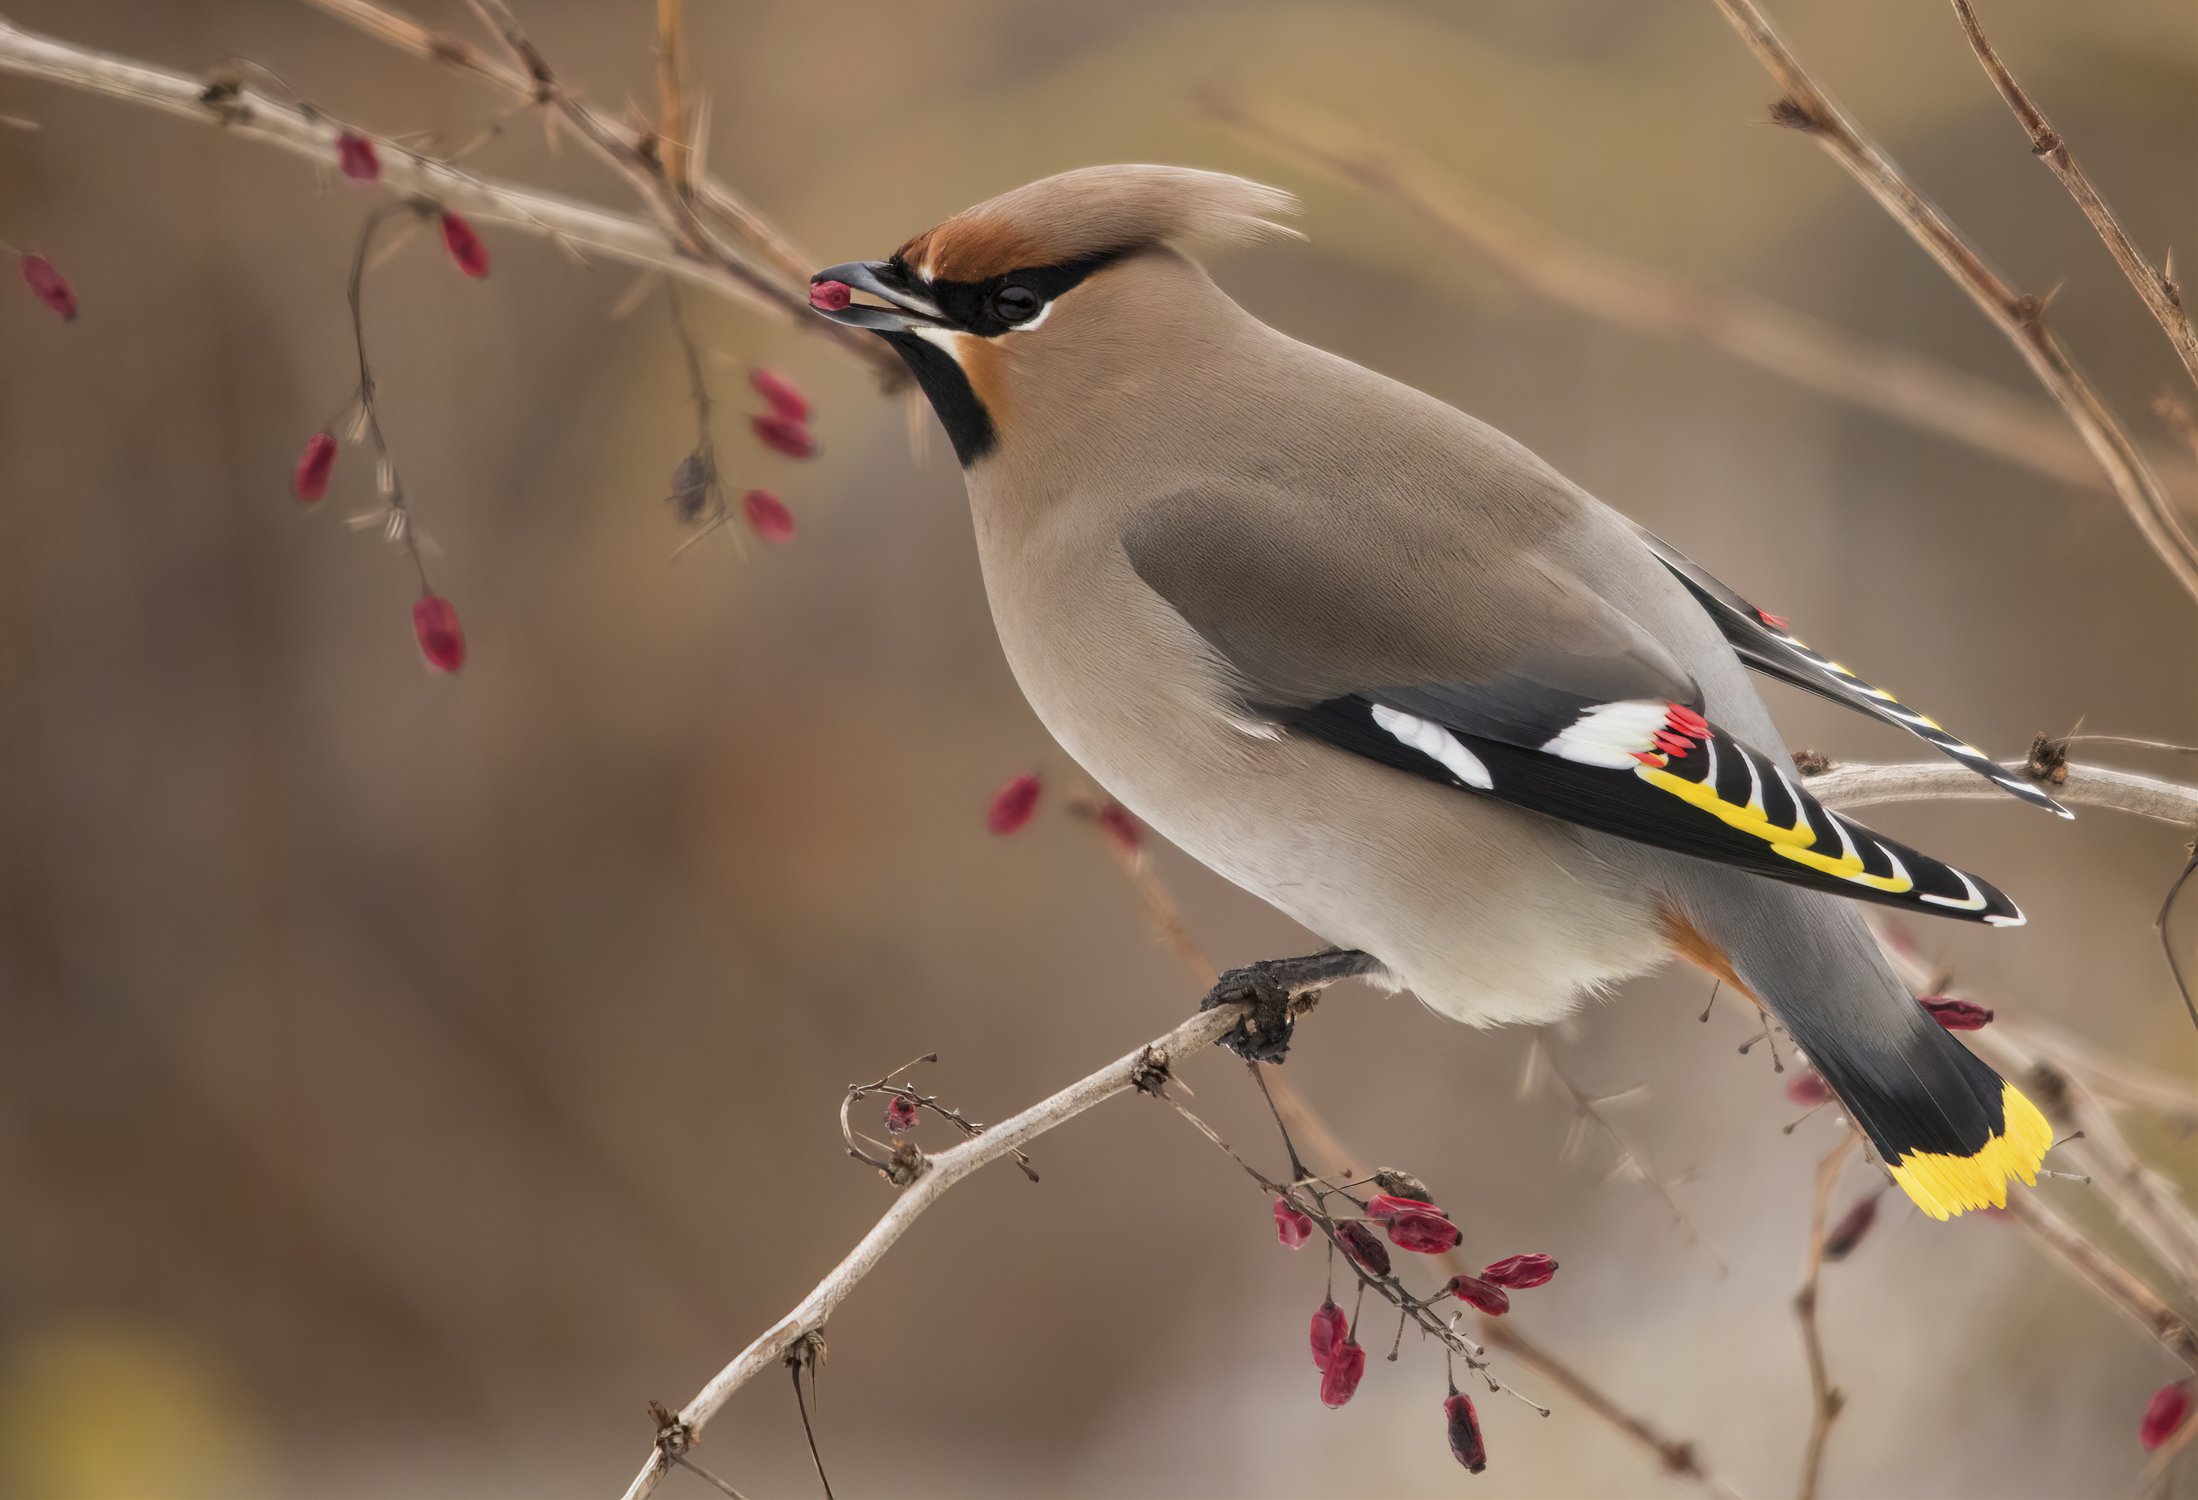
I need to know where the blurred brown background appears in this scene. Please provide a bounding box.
[4,2,2197,1496]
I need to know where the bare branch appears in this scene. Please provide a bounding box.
[1947,0,2198,394]
[1794,1134,1858,1500]
[1707,0,2198,609]
[1808,757,2198,826]
[1206,88,2192,497]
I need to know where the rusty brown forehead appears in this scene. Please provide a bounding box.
[893,214,1061,284]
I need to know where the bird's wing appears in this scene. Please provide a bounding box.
[1628,522,2068,818]
[1124,490,2023,926]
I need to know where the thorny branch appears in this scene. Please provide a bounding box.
[1706,0,2198,609]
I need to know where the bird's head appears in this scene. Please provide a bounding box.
[810,165,1297,466]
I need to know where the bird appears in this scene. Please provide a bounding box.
[809,164,2063,1220]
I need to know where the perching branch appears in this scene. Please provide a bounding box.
[0,12,896,379]
[1706,0,2198,610]
[1809,756,2198,827]
[1946,0,2198,396]
[1206,88,2190,498]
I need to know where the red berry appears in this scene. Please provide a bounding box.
[752,411,817,459]
[1308,1297,1347,1371]
[1920,996,1993,1031]
[749,367,811,422]
[883,1094,919,1136]
[986,772,1043,835]
[1445,1388,1488,1473]
[1823,1195,1878,1262]
[440,212,490,278]
[1318,1338,1365,1408]
[411,593,465,673]
[1447,1274,1510,1316]
[741,488,795,543]
[1786,1072,1833,1107]
[1385,1208,1462,1255]
[336,131,381,182]
[2144,1382,2192,1452]
[292,431,338,502]
[1095,800,1143,857]
[1481,1253,1557,1289]
[19,253,76,320]
[1367,1193,1449,1222]
[1337,1220,1391,1278]
[808,279,852,312]
[1274,1197,1315,1249]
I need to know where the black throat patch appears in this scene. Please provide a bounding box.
[881,332,996,467]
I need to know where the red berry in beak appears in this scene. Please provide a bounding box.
[1308,1297,1347,1371]
[986,772,1043,835]
[411,593,465,673]
[1481,1253,1557,1289]
[2143,1382,2192,1451]
[749,367,811,422]
[809,280,852,312]
[1337,1220,1391,1278]
[19,253,76,320]
[336,131,381,181]
[1274,1197,1315,1249]
[440,212,490,278]
[1446,1274,1509,1316]
[741,488,795,543]
[1318,1338,1366,1408]
[293,431,338,502]
[1444,1388,1487,1473]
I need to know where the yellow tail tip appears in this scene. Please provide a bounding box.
[1886,1083,2052,1221]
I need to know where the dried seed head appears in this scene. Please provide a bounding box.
[1371,1169,1434,1203]
[1318,1338,1366,1408]
[1337,1220,1391,1279]
[336,131,381,182]
[1095,800,1143,857]
[883,1093,920,1136]
[1446,1274,1509,1317]
[1309,1297,1347,1371]
[440,212,490,278]
[1919,996,1993,1031]
[411,593,466,673]
[1480,1253,1557,1289]
[809,280,853,312]
[1274,1197,1315,1249]
[741,487,796,543]
[1367,1193,1449,1223]
[293,431,339,503]
[1822,1195,1878,1262]
[1384,1208,1462,1255]
[1785,1072,1833,1107]
[2143,1381,2191,1451]
[668,449,717,524]
[19,253,76,321]
[749,367,812,423]
[1444,1388,1488,1473]
[752,412,818,459]
[987,772,1043,835]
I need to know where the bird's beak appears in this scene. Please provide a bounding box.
[809,260,948,333]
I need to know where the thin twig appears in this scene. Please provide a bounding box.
[1947,0,2198,394]
[1809,757,2198,826]
[1794,1133,1856,1500]
[1204,87,2196,498]
[1706,0,2198,609]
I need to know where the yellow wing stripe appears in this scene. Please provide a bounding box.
[1634,762,1916,894]
[1887,1083,2052,1220]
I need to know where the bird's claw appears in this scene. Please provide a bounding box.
[1201,962,1299,1063]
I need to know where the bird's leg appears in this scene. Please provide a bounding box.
[1198,948,1379,1063]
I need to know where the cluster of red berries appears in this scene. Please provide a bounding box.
[1278,1182,1557,1474]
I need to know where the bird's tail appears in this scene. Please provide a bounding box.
[1664,885,2050,1220]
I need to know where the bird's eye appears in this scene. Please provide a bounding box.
[989,285,1041,325]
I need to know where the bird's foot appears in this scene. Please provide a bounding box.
[1198,949,1377,1063]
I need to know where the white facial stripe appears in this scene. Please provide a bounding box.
[913,326,975,362]
[1371,704,1493,790]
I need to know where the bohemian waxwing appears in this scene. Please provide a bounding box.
[811,164,2063,1220]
